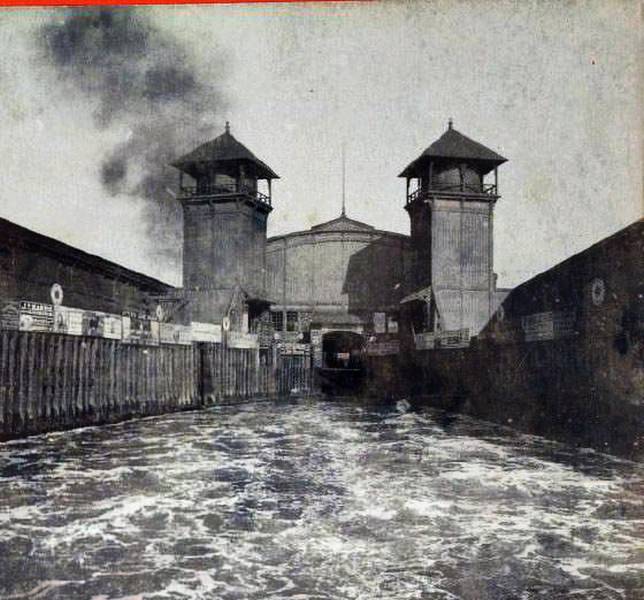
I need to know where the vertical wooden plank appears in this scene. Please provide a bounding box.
[96,339,104,420]
[16,333,26,431]
[75,339,84,416]
[46,335,54,421]
[60,336,69,422]
[7,332,17,432]
[25,334,36,425]
[0,332,7,431]
[53,335,62,421]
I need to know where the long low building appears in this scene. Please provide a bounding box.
[0,217,174,320]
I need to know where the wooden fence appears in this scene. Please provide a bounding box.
[201,345,313,401]
[0,331,314,439]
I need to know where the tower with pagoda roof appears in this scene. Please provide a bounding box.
[399,120,507,338]
[172,123,278,327]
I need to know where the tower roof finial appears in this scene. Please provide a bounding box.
[448,117,453,130]
[225,121,230,134]
[341,142,346,217]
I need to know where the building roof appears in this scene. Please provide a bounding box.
[267,212,410,244]
[310,214,375,232]
[0,216,175,292]
[172,123,279,180]
[399,122,507,178]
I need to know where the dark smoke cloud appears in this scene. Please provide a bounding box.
[38,8,227,276]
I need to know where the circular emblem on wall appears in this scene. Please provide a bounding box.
[591,277,606,306]
[50,283,64,306]
[497,305,505,322]
[155,304,164,321]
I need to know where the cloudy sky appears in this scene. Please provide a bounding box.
[0,1,640,287]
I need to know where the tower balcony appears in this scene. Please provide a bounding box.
[406,181,498,206]
[179,182,272,209]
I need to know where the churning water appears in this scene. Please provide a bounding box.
[0,399,641,600]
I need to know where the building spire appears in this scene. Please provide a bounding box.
[341,141,346,217]
[448,117,453,130]
[225,121,230,134]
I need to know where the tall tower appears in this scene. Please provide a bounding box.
[173,123,279,325]
[400,120,507,336]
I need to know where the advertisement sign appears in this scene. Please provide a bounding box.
[522,310,575,342]
[53,306,84,335]
[159,323,192,345]
[522,312,554,341]
[122,314,160,346]
[280,343,311,356]
[0,301,20,330]
[19,301,54,332]
[414,332,435,350]
[53,307,122,339]
[436,329,470,349]
[387,317,399,334]
[373,312,386,334]
[191,322,222,343]
[365,340,400,356]
[228,332,259,349]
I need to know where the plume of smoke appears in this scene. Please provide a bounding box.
[38,8,227,277]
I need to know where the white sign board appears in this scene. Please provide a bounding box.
[414,332,435,350]
[373,312,386,334]
[19,301,54,332]
[122,315,159,346]
[191,322,222,343]
[366,340,400,356]
[228,331,259,349]
[387,317,399,334]
[160,323,192,345]
[53,306,84,336]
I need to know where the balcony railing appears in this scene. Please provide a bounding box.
[406,182,497,205]
[179,183,272,207]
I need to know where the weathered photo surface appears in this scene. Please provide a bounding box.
[0,2,641,599]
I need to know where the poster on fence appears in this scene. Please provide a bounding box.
[0,301,20,330]
[191,322,222,343]
[228,331,259,349]
[91,312,122,339]
[414,332,435,350]
[53,306,84,335]
[280,342,311,356]
[122,314,160,346]
[160,323,192,345]
[365,340,400,356]
[19,301,54,332]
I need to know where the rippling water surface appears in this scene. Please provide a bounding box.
[0,399,642,600]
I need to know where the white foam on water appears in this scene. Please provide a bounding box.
[0,402,641,600]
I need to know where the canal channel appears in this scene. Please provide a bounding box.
[0,398,641,599]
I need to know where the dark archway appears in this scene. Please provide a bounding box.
[318,331,366,394]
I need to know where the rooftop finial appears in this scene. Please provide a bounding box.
[225,121,230,134]
[341,142,346,217]
[448,117,453,130]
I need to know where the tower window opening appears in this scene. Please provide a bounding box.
[271,310,284,332]
[286,311,299,332]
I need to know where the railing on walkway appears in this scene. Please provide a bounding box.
[179,183,272,207]
[406,182,497,204]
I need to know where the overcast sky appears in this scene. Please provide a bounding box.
[0,1,641,287]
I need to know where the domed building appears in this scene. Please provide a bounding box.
[265,212,412,340]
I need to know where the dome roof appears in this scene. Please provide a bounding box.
[309,214,375,232]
